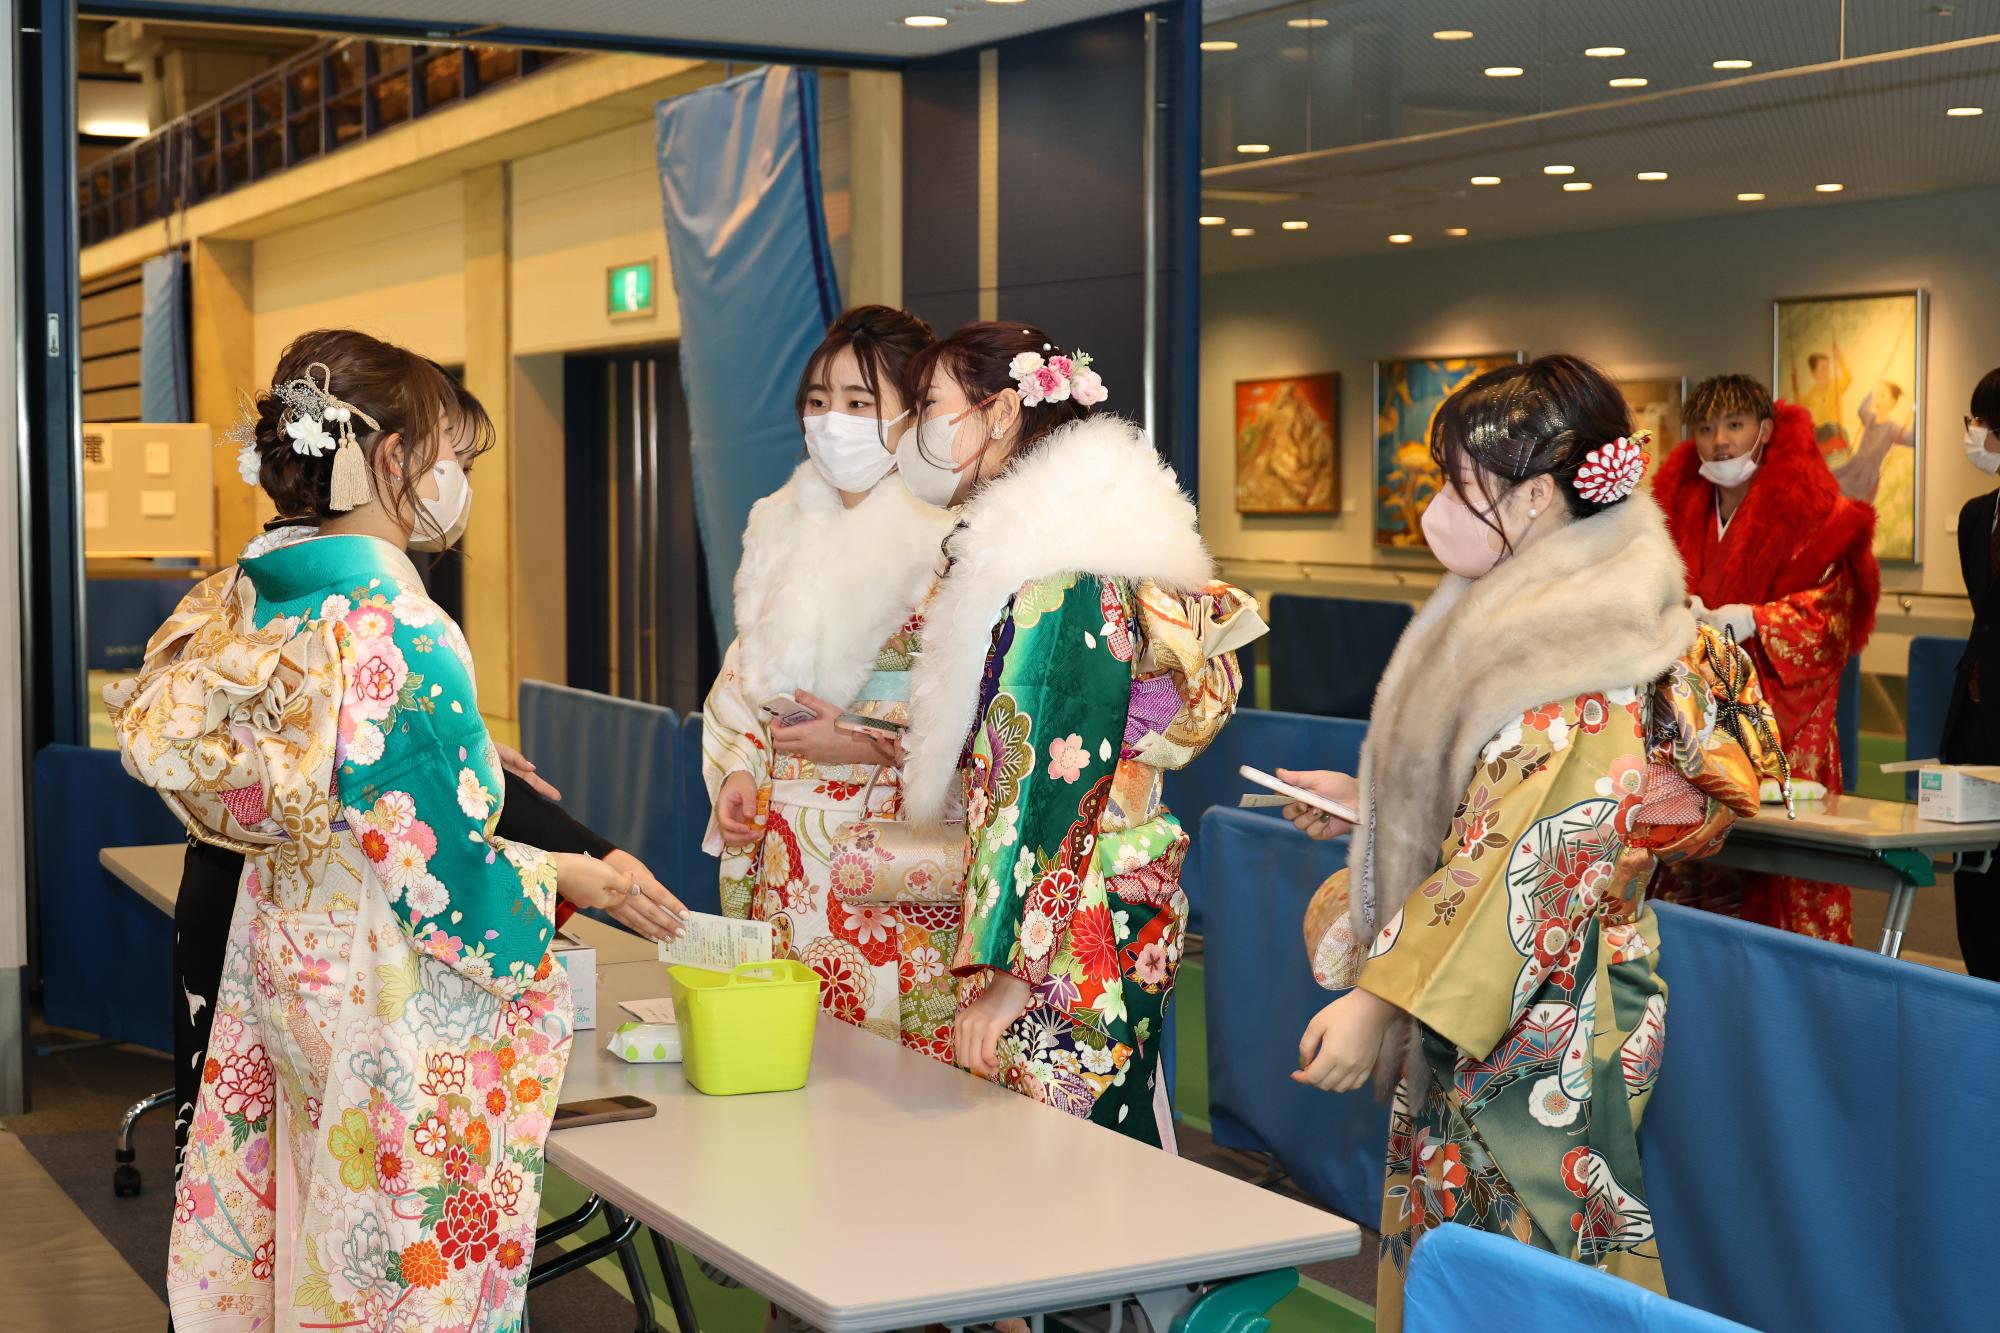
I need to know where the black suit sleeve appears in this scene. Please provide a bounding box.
[495,769,618,860]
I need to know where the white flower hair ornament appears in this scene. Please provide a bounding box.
[1573,430,1651,504]
[1007,343,1109,409]
[224,361,382,511]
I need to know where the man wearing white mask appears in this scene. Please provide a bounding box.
[1651,374,1880,943]
[1942,369,2000,978]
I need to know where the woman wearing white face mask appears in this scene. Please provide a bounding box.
[700,305,967,1059]
[1942,367,2000,980]
[1277,355,1786,1331]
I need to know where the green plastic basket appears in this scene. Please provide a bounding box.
[667,960,823,1095]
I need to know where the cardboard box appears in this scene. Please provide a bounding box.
[1916,765,2000,824]
[551,930,597,1029]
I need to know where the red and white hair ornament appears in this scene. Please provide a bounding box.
[1573,430,1651,504]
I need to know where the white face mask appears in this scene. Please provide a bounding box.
[897,410,987,508]
[1698,449,1761,490]
[1965,425,2000,476]
[411,456,472,552]
[803,409,903,493]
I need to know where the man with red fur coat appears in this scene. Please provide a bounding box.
[1653,374,1880,943]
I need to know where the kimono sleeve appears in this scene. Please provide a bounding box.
[337,603,559,997]
[1357,707,1606,1062]
[1753,564,1856,693]
[957,574,1132,983]
[700,637,772,856]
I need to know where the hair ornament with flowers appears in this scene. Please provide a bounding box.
[225,361,381,510]
[1007,340,1109,409]
[1573,429,1651,504]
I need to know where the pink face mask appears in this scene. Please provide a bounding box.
[1421,481,1509,578]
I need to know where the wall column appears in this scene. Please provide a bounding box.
[462,164,519,724]
[189,237,260,560]
[847,70,903,309]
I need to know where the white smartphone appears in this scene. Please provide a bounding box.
[759,694,819,728]
[836,711,908,739]
[1239,765,1359,823]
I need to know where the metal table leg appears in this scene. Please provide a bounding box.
[1872,848,1936,958]
[649,1228,703,1333]
[1878,883,1915,957]
[113,1087,173,1197]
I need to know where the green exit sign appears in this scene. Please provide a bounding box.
[607,261,654,319]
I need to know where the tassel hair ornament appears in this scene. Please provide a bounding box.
[229,361,382,510]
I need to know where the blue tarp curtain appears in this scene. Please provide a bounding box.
[655,65,840,647]
[139,250,190,422]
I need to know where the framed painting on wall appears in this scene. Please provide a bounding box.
[1617,376,1687,479]
[1774,290,1924,562]
[1373,353,1522,549]
[1235,373,1338,514]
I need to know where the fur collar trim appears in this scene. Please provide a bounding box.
[732,461,954,708]
[903,416,1213,822]
[1351,495,1695,1068]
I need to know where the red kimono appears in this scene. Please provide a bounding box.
[1652,401,1880,942]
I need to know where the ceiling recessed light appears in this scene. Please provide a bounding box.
[1815,182,1845,193]
[1288,18,1330,29]
[1469,174,1502,186]
[903,15,948,27]
[1485,65,1525,78]
[1200,40,1238,52]
[1236,143,1271,154]
[1281,220,1310,231]
[1608,77,1648,88]
[1229,227,1255,237]
[1445,227,1470,237]
[1947,105,1985,116]
[1198,215,1226,226]
[1388,233,1413,245]
[1563,181,1594,192]
[1433,30,1474,42]
[1585,46,1627,58]
[1737,192,1766,202]
[1713,58,1753,70]
[1543,164,1576,175]
[1637,170,1669,181]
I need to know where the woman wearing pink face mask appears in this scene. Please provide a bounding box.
[1276,355,1788,1330]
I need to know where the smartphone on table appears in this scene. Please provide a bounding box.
[551,1095,657,1131]
[1239,765,1360,823]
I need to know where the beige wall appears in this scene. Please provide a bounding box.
[1202,187,2000,668]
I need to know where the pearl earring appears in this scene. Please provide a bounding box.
[1529,508,1539,518]
[991,426,1003,438]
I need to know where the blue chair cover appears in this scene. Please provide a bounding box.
[1404,1222,1754,1333]
[1197,807,1387,1223]
[1837,655,1860,789]
[675,712,722,917]
[33,744,182,1052]
[1165,710,1364,935]
[1905,635,1965,799]
[518,681,679,885]
[1266,594,1412,720]
[86,576,201,671]
[1642,902,2000,1331]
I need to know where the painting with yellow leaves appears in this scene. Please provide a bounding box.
[1236,374,1338,514]
[1374,354,1521,548]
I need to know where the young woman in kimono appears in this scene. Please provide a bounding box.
[897,323,1261,1148]
[1278,356,1782,1331]
[701,306,966,1060]
[109,330,638,1333]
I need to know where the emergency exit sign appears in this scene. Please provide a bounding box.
[607,261,654,318]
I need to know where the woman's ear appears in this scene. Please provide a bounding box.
[991,387,1023,440]
[373,432,406,482]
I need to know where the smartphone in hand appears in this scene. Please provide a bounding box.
[1239,765,1359,823]
[759,694,819,728]
[835,712,909,740]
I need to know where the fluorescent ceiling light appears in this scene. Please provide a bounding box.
[1236,143,1271,154]
[1200,40,1238,52]
[1485,65,1525,77]
[1543,164,1576,175]
[1713,58,1754,70]
[1470,175,1502,186]
[81,119,149,138]
[1947,106,1985,116]
[1388,234,1413,244]
[1609,77,1648,88]
[903,15,948,28]
[1281,220,1309,230]
[1199,215,1227,226]
[1563,181,1593,192]
[1445,227,1470,237]
[1288,18,1330,29]
[1815,183,1845,193]
[1585,46,1626,58]
[1433,30,1474,41]
[1737,192,1766,202]
[1637,171,1669,181]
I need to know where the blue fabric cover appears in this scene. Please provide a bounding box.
[33,744,181,1052]
[518,681,679,890]
[1266,594,1413,720]
[1906,634,1965,798]
[1196,807,1388,1224]
[140,250,190,422]
[1403,1221,1754,1333]
[1837,655,1860,789]
[1643,901,2000,1331]
[86,576,200,671]
[655,65,839,648]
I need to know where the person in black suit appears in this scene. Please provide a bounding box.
[1944,367,2000,980]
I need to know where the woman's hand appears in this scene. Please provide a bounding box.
[550,852,633,912]
[771,690,897,766]
[493,740,561,802]
[601,849,687,942]
[1276,768,1359,840]
[1293,988,1401,1092]
[714,771,764,849]
[955,971,1032,1079]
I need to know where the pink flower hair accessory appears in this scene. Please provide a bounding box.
[1573,430,1651,504]
[1008,344,1109,408]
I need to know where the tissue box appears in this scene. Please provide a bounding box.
[551,930,597,1029]
[608,1021,682,1063]
[1918,766,2000,823]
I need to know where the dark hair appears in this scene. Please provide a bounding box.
[1973,368,2000,427]
[251,330,476,541]
[1429,354,1633,553]
[1808,353,1830,374]
[907,322,1095,473]
[1879,380,1904,404]
[795,305,935,436]
[1686,374,1773,426]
